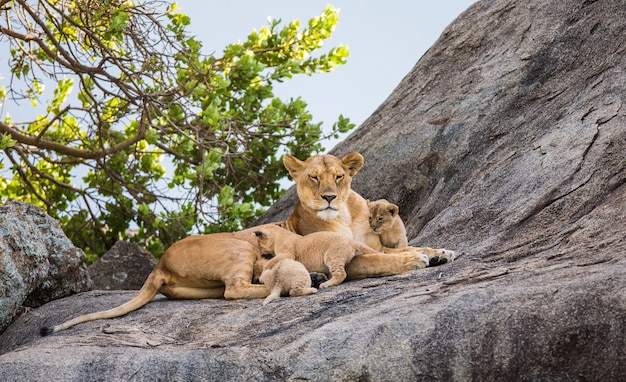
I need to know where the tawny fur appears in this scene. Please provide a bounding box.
[279,152,456,280]
[40,228,269,335]
[39,152,455,336]
[367,199,408,248]
[254,224,380,289]
[259,258,317,305]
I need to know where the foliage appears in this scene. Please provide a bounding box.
[0,0,353,260]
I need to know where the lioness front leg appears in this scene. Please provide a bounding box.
[384,246,456,266]
[345,252,429,280]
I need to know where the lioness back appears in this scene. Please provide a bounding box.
[367,199,408,248]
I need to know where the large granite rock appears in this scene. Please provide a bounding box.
[0,257,623,381]
[88,240,157,290]
[0,200,91,333]
[1,0,624,380]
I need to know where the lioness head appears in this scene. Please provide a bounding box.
[283,152,364,220]
[367,199,399,234]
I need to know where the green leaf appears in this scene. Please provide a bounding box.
[0,1,356,260]
[0,133,16,150]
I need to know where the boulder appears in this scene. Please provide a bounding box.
[0,258,623,381]
[0,200,91,333]
[89,240,157,290]
[1,0,625,380]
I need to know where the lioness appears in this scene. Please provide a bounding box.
[259,258,317,305]
[40,228,269,336]
[280,152,455,279]
[39,152,454,335]
[254,224,387,289]
[367,199,408,248]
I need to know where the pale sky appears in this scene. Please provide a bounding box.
[175,1,477,149]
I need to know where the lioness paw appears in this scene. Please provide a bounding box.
[405,252,429,269]
[309,272,328,289]
[428,249,456,267]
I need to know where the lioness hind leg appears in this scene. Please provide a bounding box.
[224,278,270,299]
[289,287,317,297]
[160,285,226,300]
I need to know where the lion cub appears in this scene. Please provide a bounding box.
[367,199,408,248]
[253,224,379,289]
[259,258,317,305]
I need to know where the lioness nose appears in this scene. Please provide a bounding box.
[321,194,336,203]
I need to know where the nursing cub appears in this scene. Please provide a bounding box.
[259,258,317,305]
[254,224,380,289]
[367,199,408,248]
[281,152,455,275]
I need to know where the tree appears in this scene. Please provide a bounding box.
[0,0,353,260]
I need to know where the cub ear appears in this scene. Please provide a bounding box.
[387,204,399,217]
[341,152,364,176]
[283,154,306,178]
[366,199,372,207]
[253,231,266,239]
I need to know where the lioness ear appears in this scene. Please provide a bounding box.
[341,152,364,176]
[387,204,399,217]
[283,154,305,178]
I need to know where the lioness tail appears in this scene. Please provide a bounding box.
[40,270,164,336]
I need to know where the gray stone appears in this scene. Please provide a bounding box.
[0,259,624,381]
[89,240,157,290]
[0,200,91,333]
[1,0,625,380]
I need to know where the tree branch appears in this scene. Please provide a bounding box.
[0,119,146,159]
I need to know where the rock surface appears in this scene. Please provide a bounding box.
[0,200,91,334]
[88,240,157,290]
[1,0,625,380]
[1,257,624,381]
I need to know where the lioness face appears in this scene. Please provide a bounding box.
[283,153,364,220]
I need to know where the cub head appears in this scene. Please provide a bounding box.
[253,229,277,259]
[252,227,279,282]
[283,152,364,220]
[367,199,399,234]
